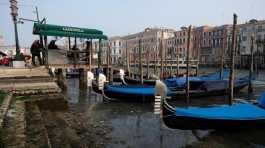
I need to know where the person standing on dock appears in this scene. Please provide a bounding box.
[30,40,42,66]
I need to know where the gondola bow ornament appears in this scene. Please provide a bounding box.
[87,71,94,87]
[98,73,106,90]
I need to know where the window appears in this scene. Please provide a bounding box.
[257,25,263,32]
[242,36,247,41]
[257,35,262,40]
[114,41,116,46]
[119,41,121,46]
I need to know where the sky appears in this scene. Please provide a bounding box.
[0,0,265,47]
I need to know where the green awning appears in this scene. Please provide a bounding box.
[33,23,108,39]
[39,30,107,40]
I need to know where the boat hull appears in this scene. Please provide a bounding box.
[124,77,156,86]
[170,82,248,99]
[103,90,154,102]
[162,101,265,130]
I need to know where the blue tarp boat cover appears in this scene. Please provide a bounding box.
[106,85,155,95]
[175,93,265,120]
[202,76,249,91]
[258,92,265,108]
[105,85,175,96]
[164,69,230,88]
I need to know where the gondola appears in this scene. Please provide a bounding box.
[162,92,265,130]
[102,85,156,102]
[171,76,249,98]
[123,76,156,86]
[123,69,230,87]
[165,68,230,90]
[93,76,248,102]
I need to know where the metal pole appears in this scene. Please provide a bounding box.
[10,0,21,59]
[139,39,143,84]
[44,36,48,65]
[73,37,77,66]
[13,18,20,58]
[229,14,237,105]
[186,25,192,105]
[89,39,92,71]
[35,6,40,22]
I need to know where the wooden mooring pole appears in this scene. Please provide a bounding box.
[126,41,131,78]
[229,14,237,105]
[160,31,164,79]
[98,39,102,71]
[220,47,224,79]
[248,35,254,94]
[139,39,143,84]
[186,25,192,105]
[177,48,179,76]
[134,46,137,79]
[107,42,111,81]
[147,48,150,79]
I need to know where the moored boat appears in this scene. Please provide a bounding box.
[103,85,156,102]
[123,76,156,86]
[171,76,249,98]
[162,92,265,130]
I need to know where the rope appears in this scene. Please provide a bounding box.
[101,86,119,102]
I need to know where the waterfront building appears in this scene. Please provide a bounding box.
[122,27,175,65]
[239,20,265,55]
[193,26,213,65]
[94,36,123,65]
[238,19,265,68]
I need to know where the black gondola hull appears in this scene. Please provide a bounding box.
[124,77,156,86]
[162,103,265,130]
[170,83,248,99]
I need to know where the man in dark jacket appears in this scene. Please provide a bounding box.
[30,40,42,66]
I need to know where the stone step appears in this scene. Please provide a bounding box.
[0,93,13,128]
[0,77,55,83]
[13,100,26,147]
[25,102,52,148]
[0,82,61,95]
[0,67,50,79]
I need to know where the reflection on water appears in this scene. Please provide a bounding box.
[65,69,265,148]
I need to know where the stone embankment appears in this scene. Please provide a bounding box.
[0,67,61,95]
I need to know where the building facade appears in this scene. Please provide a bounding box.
[90,19,265,68]
[122,27,175,65]
[94,36,124,65]
[239,20,265,55]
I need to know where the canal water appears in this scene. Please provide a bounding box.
[65,68,265,148]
